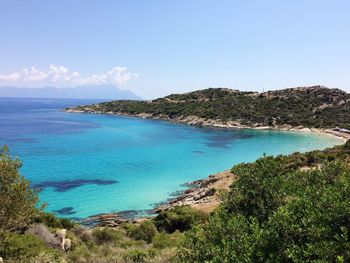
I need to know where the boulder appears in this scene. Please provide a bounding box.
[26,224,61,248]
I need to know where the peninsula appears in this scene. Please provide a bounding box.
[67,85,350,140]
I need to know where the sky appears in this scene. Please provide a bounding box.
[0,0,349,99]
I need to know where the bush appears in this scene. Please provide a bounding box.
[152,231,183,249]
[92,227,123,244]
[153,206,208,233]
[66,244,92,263]
[32,212,75,230]
[0,146,40,233]
[226,157,287,222]
[123,249,149,263]
[128,221,158,243]
[79,230,94,244]
[179,213,261,262]
[0,232,55,261]
[261,165,350,262]
[179,157,350,262]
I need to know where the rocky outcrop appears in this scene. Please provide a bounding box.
[155,170,236,213]
[25,224,73,251]
[79,211,152,227]
[26,224,61,248]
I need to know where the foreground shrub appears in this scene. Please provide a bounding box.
[66,244,93,263]
[32,212,75,230]
[0,146,40,233]
[0,232,56,261]
[92,227,123,245]
[153,206,208,233]
[179,157,350,262]
[123,248,150,263]
[127,221,158,243]
[179,212,261,262]
[152,231,184,249]
[262,165,350,262]
[226,156,286,222]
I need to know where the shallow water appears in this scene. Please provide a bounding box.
[0,98,343,218]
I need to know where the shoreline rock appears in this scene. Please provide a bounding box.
[154,170,236,213]
[76,170,236,227]
[78,210,154,227]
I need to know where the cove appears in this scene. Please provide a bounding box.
[0,98,344,219]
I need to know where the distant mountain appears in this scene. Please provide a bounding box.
[0,85,141,100]
[68,85,350,129]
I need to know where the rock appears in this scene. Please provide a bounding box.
[154,170,235,213]
[72,225,85,236]
[180,179,203,187]
[26,224,61,248]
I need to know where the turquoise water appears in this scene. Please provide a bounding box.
[0,98,343,219]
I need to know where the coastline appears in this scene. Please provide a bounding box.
[65,108,350,142]
[65,108,349,225]
[78,170,236,227]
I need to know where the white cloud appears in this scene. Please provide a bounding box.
[0,65,137,86]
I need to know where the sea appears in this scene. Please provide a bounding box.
[0,97,343,219]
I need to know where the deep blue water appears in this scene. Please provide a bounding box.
[0,98,343,219]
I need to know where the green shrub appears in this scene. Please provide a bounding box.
[179,213,261,262]
[66,244,92,263]
[32,212,75,230]
[92,227,123,244]
[0,232,55,261]
[153,206,208,233]
[0,146,40,233]
[120,238,146,249]
[261,165,350,262]
[79,230,94,245]
[152,231,183,249]
[128,221,158,243]
[123,249,149,263]
[227,157,287,222]
[179,157,350,262]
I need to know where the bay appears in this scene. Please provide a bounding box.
[0,97,343,218]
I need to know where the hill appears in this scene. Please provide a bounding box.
[0,85,141,100]
[68,85,350,129]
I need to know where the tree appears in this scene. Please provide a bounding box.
[179,151,350,262]
[0,146,40,233]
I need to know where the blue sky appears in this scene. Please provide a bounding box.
[0,0,349,99]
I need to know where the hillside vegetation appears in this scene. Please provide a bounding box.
[1,142,350,262]
[71,86,350,129]
[180,141,350,262]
